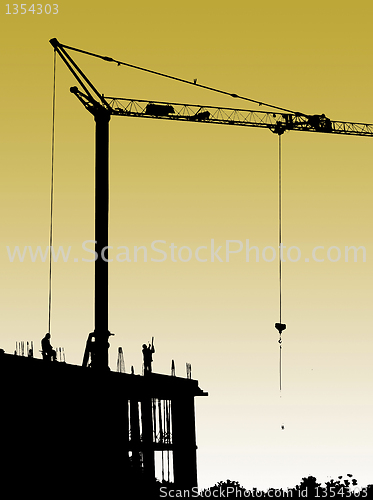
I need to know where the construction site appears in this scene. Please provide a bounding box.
[1,36,373,497]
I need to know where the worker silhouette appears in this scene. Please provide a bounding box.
[82,331,113,369]
[41,333,57,362]
[142,339,155,375]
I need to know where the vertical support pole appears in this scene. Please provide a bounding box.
[157,398,163,444]
[130,400,142,473]
[117,398,130,473]
[141,398,156,483]
[171,396,198,489]
[165,399,171,482]
[93,108,111,371]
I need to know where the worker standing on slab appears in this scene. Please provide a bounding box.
[142,338,155,375]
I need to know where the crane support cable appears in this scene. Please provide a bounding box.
[58,41,306,117]
[48,49,57,334]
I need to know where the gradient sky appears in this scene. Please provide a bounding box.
[2,0,373,491]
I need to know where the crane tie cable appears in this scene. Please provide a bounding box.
[59,42,306,117]
[48,49,56,334]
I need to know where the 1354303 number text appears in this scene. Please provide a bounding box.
[6,4,58,14]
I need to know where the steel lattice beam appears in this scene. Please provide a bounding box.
[107,97,373,137]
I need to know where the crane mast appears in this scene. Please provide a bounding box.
[49,38,373,371]
[50,38,112,371]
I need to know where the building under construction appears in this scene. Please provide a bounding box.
[0,350,207,496]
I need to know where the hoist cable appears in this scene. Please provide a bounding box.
[278,134,283,392]
[48,49,56,334]
[279,134,282,326]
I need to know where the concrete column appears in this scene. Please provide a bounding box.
[171,396,198,489]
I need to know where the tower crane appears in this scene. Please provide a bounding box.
[49,38,373,372]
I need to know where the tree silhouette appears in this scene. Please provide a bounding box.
[153,474,373,498]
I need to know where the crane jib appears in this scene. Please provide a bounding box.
[107,98,373,137]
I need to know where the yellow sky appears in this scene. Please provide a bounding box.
[1,0,373,491]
